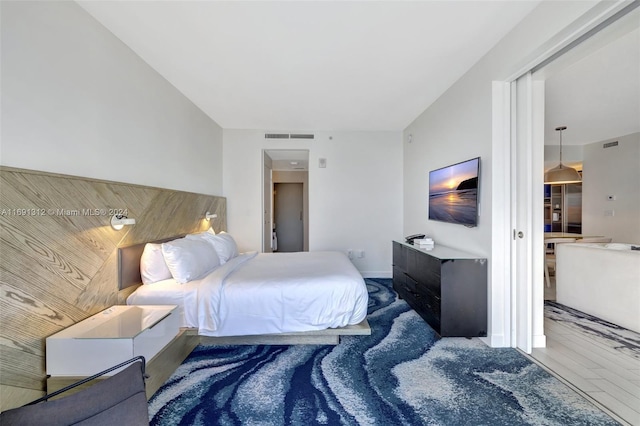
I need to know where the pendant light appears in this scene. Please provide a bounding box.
[544,126,582,184]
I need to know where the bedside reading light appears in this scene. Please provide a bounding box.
[111,214,136,231]
[205,212,217,221]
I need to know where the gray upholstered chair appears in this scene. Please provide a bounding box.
[0,357,148,426]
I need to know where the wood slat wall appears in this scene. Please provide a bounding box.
[0,167,226,410]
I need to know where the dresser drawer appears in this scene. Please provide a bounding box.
[392,266,406,289]
[413,290,441,318]
[415,280,441,303]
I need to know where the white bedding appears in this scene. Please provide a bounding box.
[126,251,368,337]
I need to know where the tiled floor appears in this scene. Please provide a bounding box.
[530,277,640,425]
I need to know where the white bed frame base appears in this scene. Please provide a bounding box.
[192,319,371,346]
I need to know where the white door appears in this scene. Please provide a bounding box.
[512,72,547,353]
[274,183,304,252]
[513,75,533,353]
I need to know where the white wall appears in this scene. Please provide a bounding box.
[403,0,602,345]
[404,1,600,255]
[223,130,402,277]
[582,132,640,243]
[1,1,223,195]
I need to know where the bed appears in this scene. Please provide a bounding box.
[120,233,370,344]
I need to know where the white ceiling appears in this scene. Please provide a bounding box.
[77,1,540,132]
[543,26,640,146]
[265,149,309,171]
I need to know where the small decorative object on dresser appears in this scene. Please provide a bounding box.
[414,237,435,249]
[392,241,487,337]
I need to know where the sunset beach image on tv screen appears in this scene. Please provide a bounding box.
[428,157,479,226]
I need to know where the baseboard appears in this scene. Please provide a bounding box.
[480,333,509,348]
[532,333,547,348]
[480,334,546,349]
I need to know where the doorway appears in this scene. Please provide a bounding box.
[274,183,303,252]
[262,149,309,253]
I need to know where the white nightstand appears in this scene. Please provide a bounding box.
[46,305,197,399]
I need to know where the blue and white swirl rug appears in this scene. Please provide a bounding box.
[149,279,616,425]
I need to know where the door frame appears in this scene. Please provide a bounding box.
[262,151,274,253]
[272,170,309,251]
[262,149,310,253]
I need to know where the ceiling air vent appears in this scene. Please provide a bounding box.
[603,141,618,149]
[265,133,315,140]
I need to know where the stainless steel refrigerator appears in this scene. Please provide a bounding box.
[544,183,582,233]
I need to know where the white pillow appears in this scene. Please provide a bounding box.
[186,231,238,264]
[209,232,239,263]
[185,228,216,242]
[140,243,172,284]
[185,231,218,254]
[161,238,221,283]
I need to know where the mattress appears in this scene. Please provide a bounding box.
[127,251,368,337]
[126,278,198,328]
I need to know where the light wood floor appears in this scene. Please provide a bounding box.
[529,277,640,426]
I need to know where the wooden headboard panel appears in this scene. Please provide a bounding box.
[118,236,184,290]
[0,166,226,410]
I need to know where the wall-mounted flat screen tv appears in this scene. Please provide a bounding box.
[428,157,480,227]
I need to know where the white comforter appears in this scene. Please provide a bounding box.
[128,251,369,337]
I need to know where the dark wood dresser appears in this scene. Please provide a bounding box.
[392,240,487,337]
